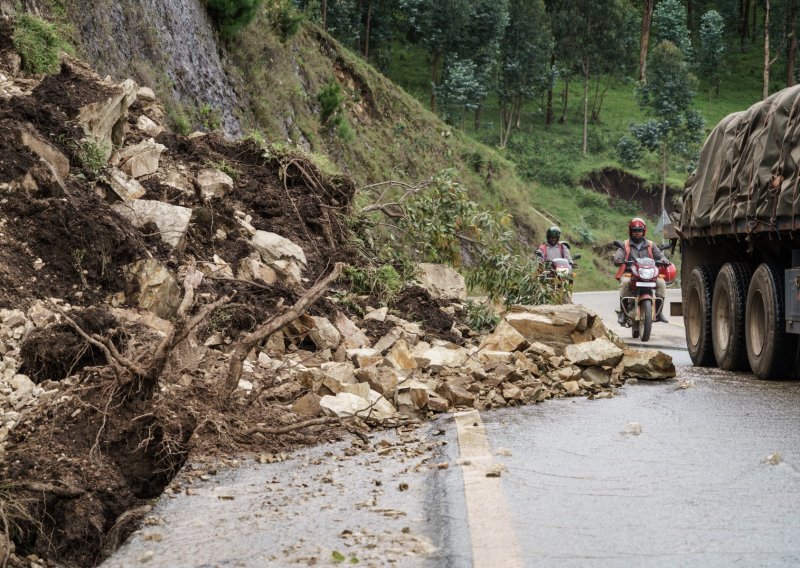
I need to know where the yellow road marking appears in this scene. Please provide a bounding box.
[454,410,523,568]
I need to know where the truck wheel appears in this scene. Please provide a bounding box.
[712,262,752,371]
[685,265,717,366]
[640,299,652,342]
[746,264,796,379]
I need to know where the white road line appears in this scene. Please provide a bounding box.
[454,410,523,568]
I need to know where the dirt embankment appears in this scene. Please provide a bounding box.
[582,167,680,217]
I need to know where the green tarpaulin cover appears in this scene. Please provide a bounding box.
[680,85,800,237]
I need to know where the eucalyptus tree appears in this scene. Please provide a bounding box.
[699,10,725,96]
[455,0,509,128]
[622,41,705,212]
[550,0,628,155]
[400,0,470,111]
[497,0,552,147]
[653,0,693,58]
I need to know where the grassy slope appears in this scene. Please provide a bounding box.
[387,43,766,290]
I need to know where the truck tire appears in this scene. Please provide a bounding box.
[685,265,717,366]
[712,262,752,371]
[640,298,652,342]
[745,264,796,379]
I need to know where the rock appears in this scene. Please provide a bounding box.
[137,86,157,101]
[106,167,145,201]
[320,362,356,384]
[502,384,523,401]
[477,351,515,364]
[562,380,580,395]
[355,366,400,396]
[118,138,166,178]
[308,316,341,351]
[582,366,610,387]
[527,341,556,358]
[373,328,403,353]
[364,307,389,322]
[385,339,417,370]
[420,343,470,368]
[320,391,396,420]
[122,259,182,318]
[113,200,192,249]
[136,115,163,137]
[427,394,450,412]
[333,312,371,349]
[505,304,596,352]
[76,77,137,158]
[480,320,528,353]
[198,255,234,279]
[415,263,467,300]
[436,383,476,407]
[109,307,174,336]
[251,230,307,266]
[15,126,70,180]
[237,254,278,285]
[620,349,676,379]
[292,392,322,418]
[564,337,624,367]
[196,168,234,199]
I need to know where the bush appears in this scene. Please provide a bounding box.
[265,0,303,40]
[206,0,264,39]
[464,300,500,333]
[617,135,643,168]
[317,81,353,141]
[12,13,72,75]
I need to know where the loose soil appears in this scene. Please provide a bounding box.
[582,167,680,217]
[0,33,361,567]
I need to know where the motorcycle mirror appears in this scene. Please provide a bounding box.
[573,254,582,260]
[612,240,625,249]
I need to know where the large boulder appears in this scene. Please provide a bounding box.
[505,304,604,353]
[113,200,192,249]
[564,337,624,367]
[415,263,467,300]
[15,125,70,180]
[251,230,307,283]
[195,168,234,199]
[620,349,676,379]
[106,167,145,201]
[320,391,396,420]
[480,320,527,352]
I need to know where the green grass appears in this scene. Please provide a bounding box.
[13,12,73,75]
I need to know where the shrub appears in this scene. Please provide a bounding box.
[464,301,500,333]
[206,0,264,39]
[12,13,72,75]
[317,81,353,141]
[265,0,303,40]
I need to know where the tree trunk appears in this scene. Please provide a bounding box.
[363,0,372,59]
[789,0,798,86]
[764,0,771,99]
[559,78,570,123]
[595,80,611,122]
[660,142,668,214]
[590,74,601,122]
[582,58,590,156]
[322,0,328,30]
[753,0,758,39]
[639,0,654,81]
[741,0,750,47]
[430,51,441,112]
[475,104,482,130]
[546,53,555,126]
[687,0,694,37]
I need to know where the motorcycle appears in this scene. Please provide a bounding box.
[613,239,670,342]
[540,246,581,302]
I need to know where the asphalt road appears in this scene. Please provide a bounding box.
[106,290,800,567]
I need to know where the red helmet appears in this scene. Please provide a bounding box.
[629,217,647,238]
[659,262,677,284]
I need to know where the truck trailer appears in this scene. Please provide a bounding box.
[679,85,800,379]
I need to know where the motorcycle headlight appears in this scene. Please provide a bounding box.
[639,268,656,279]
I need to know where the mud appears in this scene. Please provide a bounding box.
[390,285,461,343]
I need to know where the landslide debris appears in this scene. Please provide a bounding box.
[0,19,676,568]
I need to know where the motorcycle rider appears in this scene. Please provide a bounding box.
[614,217,669,325]
[535,226,573,265]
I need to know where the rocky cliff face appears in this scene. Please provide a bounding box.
[2,0,242,136]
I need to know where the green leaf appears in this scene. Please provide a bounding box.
[332,550,346,563]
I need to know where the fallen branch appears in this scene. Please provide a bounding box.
[20,482,85,498]
[224,263,344,399]
[242,416,339,435]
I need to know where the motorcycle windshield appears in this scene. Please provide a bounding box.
[635,258,656,268]
[551,259,570,268]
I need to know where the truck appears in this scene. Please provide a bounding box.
[678,85,800,379]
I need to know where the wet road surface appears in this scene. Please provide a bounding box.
[481,365,800,566]
[106,291,800,567]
